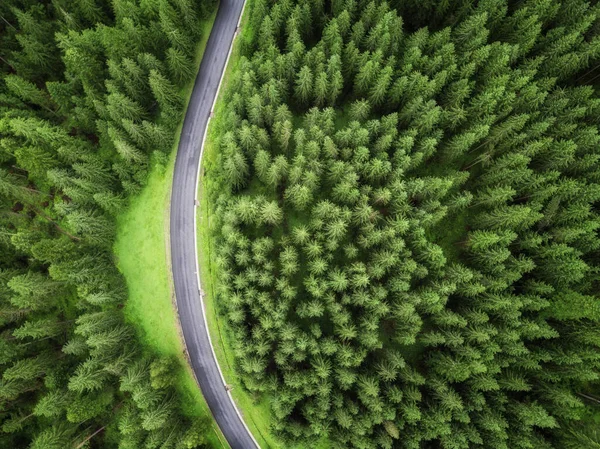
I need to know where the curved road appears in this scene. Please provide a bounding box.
[169,0,258,448]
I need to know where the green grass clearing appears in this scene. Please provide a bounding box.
[114,7,230,449]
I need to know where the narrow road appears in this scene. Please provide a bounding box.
[169,0,258,448]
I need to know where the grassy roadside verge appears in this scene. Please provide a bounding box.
[114,7,230,449]
[196,3,330,449]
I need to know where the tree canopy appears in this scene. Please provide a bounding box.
[203,0,600,448]
[0,0,216,447]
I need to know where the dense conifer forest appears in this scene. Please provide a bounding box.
[0,0,216,447]
[203,0,600,448]
[5,0,600,448]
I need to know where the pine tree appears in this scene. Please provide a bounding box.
[167,47,195,85]
[295,65,313,105]
[4,75,56,113]
[29,425,74,449]
[149,69,182,114]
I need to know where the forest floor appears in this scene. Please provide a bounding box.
[114,7,231,449]
[196,2,330,449]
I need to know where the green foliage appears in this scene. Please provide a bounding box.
[0,0,217,447]
[203,0,600,447]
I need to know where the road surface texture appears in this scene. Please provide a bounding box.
[169,0,259,448]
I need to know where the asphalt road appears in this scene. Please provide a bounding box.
[169,0,259,448]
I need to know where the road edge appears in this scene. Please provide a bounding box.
[189,1,261,448]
